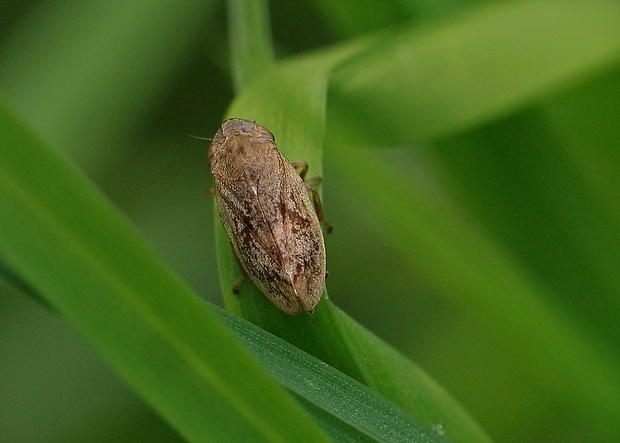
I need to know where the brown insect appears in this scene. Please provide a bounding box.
[208,118,331,314]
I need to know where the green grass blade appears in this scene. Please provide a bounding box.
[217,34,385,406]
[328,143,620,439]
[216,18,492,443]
[215,308,450,443]
[0,101,331,443]
[0,268,452,443]
[327,0,620,145]
[227,0,275,93]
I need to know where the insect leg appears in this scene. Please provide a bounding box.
[291,161,333,232]
[232,273,247,294]
[291,161,309,179]
[305,183,333,233]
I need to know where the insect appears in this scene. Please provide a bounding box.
[208,118,331,314]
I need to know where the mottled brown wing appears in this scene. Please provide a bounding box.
[215,161,304,312]
[275,156,326,310]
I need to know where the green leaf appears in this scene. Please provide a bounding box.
[326,0,620,145]
[215,308,449,443]
[227,0,275,93]
[213,1,620,441]
[328,141,620,438]
[216,4,492,443]
[0,101,331,443]
[1,94,472,442]
[2,0,618,441]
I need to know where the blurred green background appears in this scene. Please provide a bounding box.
[1,0,620,442]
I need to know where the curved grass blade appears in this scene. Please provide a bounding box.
[0,101,331,443]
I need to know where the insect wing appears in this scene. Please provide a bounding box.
[215,163,305,313]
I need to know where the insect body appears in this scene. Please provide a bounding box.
[208,118,327,314]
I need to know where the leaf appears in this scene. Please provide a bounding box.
[0,101,331,443]
[326,0,620,145]
[216,3,492,442]
[216,308,450,443]
[227,0,275,93]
